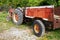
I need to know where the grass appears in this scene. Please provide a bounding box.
[0,11,29,32]
[0,11,60,40]
[46,29,60,40]
[37,29,60,40]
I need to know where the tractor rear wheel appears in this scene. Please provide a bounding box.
[33,20,45,37]
[12,9,23,25]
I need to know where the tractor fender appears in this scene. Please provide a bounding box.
[16,7,23,12]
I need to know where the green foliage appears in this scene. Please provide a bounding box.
[46,0,58,7]
[0,0,60,8]
[28,0,43,6]
[58,0,60,6]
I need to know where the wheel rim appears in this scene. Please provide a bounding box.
[13,13,19,22]
[34,24,40,33]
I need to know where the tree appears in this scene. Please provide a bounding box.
[0,0,60,9]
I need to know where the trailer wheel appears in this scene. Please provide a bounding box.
[12,9,23,25]
[33,20,45,37]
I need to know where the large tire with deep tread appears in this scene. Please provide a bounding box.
[12,9,23,25]
[33,20,45,37]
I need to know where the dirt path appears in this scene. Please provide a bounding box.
[0,27,37,40]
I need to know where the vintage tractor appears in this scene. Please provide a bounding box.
[7,5,60,37]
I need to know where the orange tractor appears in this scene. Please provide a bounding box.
[7,5,60,37]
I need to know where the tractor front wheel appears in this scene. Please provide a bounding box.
[12,9,23,25]
[33,20,45,37]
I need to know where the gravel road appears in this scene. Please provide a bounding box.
[0,27,37,40]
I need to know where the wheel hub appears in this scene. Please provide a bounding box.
[15,14,19,21]
[13,13,19,22]
[34,24,40,33]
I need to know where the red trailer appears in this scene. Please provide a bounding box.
[7,5,60,37]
